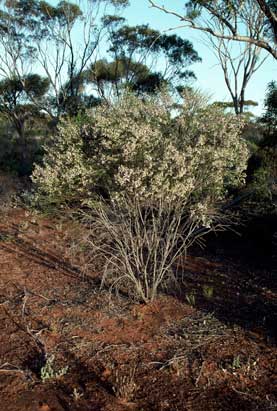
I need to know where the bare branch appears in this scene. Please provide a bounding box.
[148,0,277,59]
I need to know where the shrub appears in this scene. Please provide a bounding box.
[40,355,68,382]
[32,91,248,211]
[85,194,222,302]
[86,196,183,302]
[33,90,249,301]
[250,147,277,201]
[32,120,96,206]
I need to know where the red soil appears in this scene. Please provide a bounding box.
[0,208,276,411]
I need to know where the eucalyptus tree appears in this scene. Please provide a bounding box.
[87,23,201,100]
[148,0,277,60]
[87,58,164,101]
[0,0,129,119]
[0,74,50,172]
[148,0,273,114]
[205,2,268,114]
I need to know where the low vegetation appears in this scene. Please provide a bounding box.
[29,90,249,301]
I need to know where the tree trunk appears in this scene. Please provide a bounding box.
[239,89,246,114]
[232,96,239,115]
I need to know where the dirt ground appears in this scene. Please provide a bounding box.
[0,207,276,411]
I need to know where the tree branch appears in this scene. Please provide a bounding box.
[256,0,277,43]
[148,0,277,59]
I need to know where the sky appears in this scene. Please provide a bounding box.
[123,0,277,116]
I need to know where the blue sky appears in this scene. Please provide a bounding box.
[123,0,276,115]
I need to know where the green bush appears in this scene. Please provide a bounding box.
[250,147,277,200]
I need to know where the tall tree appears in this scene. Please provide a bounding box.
[87,58,165,101]
[205,4,267,114]
[0,74,49,170]
[108,24,200,85]
[213,40,266,114]
[87,23,201,100]
[148,0,277,60]
[0,0,129,119]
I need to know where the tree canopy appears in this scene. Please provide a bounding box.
[87,23,201,100]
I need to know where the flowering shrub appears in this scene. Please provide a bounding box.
[32,91,248,220]
[32,91,249,301]
[31,120,94,206]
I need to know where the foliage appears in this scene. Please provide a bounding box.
[261,81,277,133]
[86,23,201,100]
[0,114,48,175]
[0,75,49,140]
[250,147,277,200]
[186,0,277,50]
[261,0,277,42]
[214,100,259,117]
[87,58,165,98]
[0,0,129,119]
[202,284,214,300]
[107,24,201,83]
[32,119,96,206]
[0,0,198,120]
[245,82,277,206]
[31,90,248,303]
[40,355,68,382]
[241,121,265,155]
[32,90,248,211]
